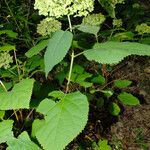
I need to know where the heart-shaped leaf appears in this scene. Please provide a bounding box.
[33,91,89,150]
[0,79,34,110]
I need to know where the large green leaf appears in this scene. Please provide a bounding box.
[44,30,73,77]
[25,40,49,58]
[0,79,34,110]
[7,131,41,150]
[0,120,14,143]
[84,42,150,64]
[33,91,89,150]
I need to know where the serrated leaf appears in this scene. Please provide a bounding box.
[44,30,73,77]
[84,42,150,64]
[0,79,34,110]
[114,80,132,88]
[118,92,140,106]
[7,131,41,150]
[108,102,120,116]
[33,91,89,150]
[0,120,14,143]
[25,40,49,58]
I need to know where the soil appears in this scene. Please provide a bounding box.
[109,56,150,150]
[67,56,150,150]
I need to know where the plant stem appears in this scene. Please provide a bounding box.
[0,80,7,92]
[14,50,21,81]
[66,15,74,92]
[66,51,74,93]
[67,15,72,32]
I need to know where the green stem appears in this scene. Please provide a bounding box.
[14,50,21,81]
[0,80,7,92]
[66,51,74,93]
[66,15,73,92]
[74,51,84,58]
[67,15,72,32]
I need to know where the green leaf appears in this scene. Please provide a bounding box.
[98,139,112,150]
[0,110,5,119]
[25,40,49,58]
[0,45,16,52]
[0,79,34,110]
[0,30,18,38]
[77,25,100,35]
[84,42,150,64]
[36,98,55,115]
[108,102,121,116]
[114,80,132,88]
[91,75,106,85]
[48,91,65,99]
[0,120,14,143]
[118,92,140,106]
[7,131,41,150]
[44,30,73,77]
[33,91,89,150]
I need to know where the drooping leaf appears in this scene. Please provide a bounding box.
[33,91,89,150]
[44,30,73,77]
[0,45,16,52]
[0,30,18,38]
[114,80,132,88]
[0,79,34,110]
[108,102,121,116]
[7,131,41,150]
[0,120,14,143]
[25,40,49,58]
[84,42,150,64]
[118,92,140,106]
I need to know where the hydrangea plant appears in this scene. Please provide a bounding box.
[82,13,106,26]
[37,18,62,36]
[34,0,94,18]
[0,52,13,69]
[135,23,150,34]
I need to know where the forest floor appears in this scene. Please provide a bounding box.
[67,57,150,150]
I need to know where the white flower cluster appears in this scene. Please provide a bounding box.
[0,52,13,69]
[34,0,94,18]
[37,18,62,36]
